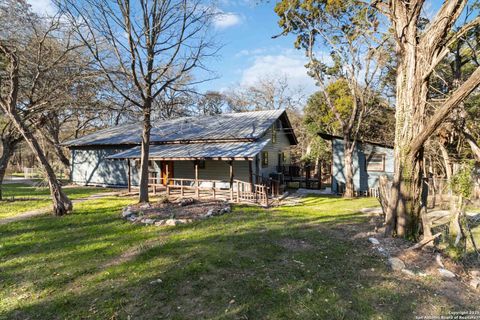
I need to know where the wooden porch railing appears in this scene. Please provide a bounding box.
[161,178,269,206]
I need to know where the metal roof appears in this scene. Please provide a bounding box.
[318,132,394,149]
[65,109,296,147]
[107,140,270,160]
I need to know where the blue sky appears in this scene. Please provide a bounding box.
[199,0,317,95]
[28,0,318,97]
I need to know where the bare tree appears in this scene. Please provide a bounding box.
[225,76,305,112]
[0,2,93,214]
[370,0,480,238]
[59,0,217,203]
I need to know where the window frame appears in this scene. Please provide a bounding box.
[272,125,277,144]
[366,153,385,172]
[261,151,269,167]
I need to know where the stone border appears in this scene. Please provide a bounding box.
[121,202,232,227]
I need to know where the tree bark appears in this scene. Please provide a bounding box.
[138,102,152,203]
[7,112,72,215]
[343,138,355,198]
[439,143,453,180]
[383,1,480,239]
[0,137,19,200]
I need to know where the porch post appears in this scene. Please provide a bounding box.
[127,159,132,193]
[229,160,234,201]
[194,160,199,198]
[166,162,169,184]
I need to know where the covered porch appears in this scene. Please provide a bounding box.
[108,141,280,205]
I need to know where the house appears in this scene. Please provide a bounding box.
[318,133,394,195]
[65,110,297,203]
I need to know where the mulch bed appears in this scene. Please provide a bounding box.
[122,198,232,226]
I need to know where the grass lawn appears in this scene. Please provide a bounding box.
[0,183,115,219]
[0,195,477,319]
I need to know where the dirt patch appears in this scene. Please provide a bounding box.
[323,208,479,306]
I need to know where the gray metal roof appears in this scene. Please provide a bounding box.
[65,109,296,147]
[107,139,270,160]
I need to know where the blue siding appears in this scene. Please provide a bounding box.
[331,138,394,193]
[71,147,139,187]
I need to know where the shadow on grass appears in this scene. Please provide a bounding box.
[0,196,470,319]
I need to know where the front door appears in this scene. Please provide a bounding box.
[161,161,174,185]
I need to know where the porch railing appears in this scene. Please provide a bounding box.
[163,178,269,206]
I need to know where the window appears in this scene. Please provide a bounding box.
[261,151,269,167]
[272,126,277,144]
[366,154,385,172]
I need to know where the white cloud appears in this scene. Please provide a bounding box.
[213,11,242,29]
[27,0,57,16]
[239,50,318,95]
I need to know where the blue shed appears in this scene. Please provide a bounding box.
[318,133,394,195]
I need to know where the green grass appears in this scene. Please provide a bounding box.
[0,195,474,319]
[0,183,114,219]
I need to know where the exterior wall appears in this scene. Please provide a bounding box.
[71,147,139,187]
[331,138,394,193]
[257,121,292,178]
[70,121,295,188]
[164,160,251,182]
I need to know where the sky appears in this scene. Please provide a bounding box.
[26,0,318,97]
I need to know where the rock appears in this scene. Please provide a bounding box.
[150,279,162,285]
[388,257,406,271]
[122,210,133,218]
[376,247,388,256]
[219,208,225,215]
[179,198,195,207]
[127,214,138,222]
[122,206,133,217]
[224,206,231,213]
[154,220,166,226]
[165,219,178,226]
[469,279,480,290]
[438,268,456,278]
[368,237,380,245]
[139,203,152,209]
[401,269,416,277]
[205,209,215,217]
[142,218,155,225]
[435,254,445,268]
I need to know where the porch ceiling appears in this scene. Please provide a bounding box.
[107,140,270,161]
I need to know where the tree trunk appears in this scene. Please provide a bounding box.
[439,143,452,180]
[6,112,72,215]
[0,138,18,200]
[138,101,152,203]
[343,138,355,198]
